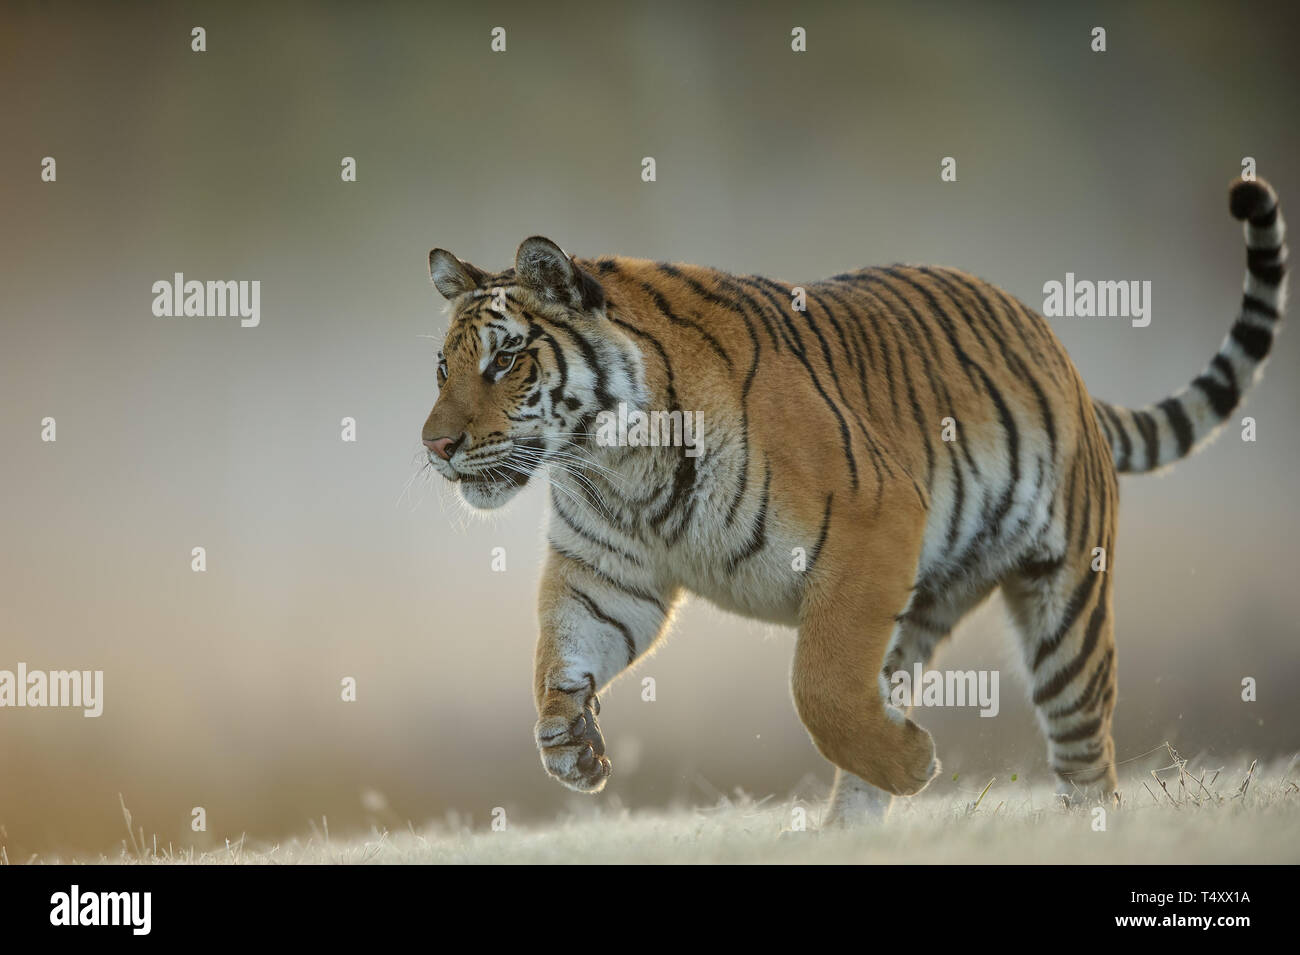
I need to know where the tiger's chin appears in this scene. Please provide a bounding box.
[456,473,530,510]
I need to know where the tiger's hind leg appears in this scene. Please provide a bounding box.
[1002,548,1120,806]
[823,580,999,827]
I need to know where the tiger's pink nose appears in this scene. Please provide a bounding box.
[424,436,457,460]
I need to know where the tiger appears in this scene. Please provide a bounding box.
[418,177,1286,825]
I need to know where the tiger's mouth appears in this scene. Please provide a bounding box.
[448,436,546,481]
[446,436,548,509]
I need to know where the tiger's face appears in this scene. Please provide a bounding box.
[420,236,642,510]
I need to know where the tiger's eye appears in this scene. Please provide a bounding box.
[494,353,513,369]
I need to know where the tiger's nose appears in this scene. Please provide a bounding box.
[424,434,463,460]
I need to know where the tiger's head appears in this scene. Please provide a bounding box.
[421,236,645,510]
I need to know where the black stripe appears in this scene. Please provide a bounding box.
[754,276,856,386]
[830,292,882,394]
[655,264,764,399]
[1249,204,1278,228]
[1230,318,1273,361]
[826,288,923,508]
[727,461,771,570]
[517,305,614,410]
[1248,259,1285,286]
[738,279,860,491]
[1018,554,1065,580]
[548,540,666,614]
[587,472,665,516]
[1032,570,1101,671]
[648,442,697,529]
[551,495,645,568]
[638,278,735,370]
[808,291,874,421]
[607,316,679,411]
[1034,575,1110,705]
[1131,410,1160,470]
[1157,397,1194,457]
[1242,294,1280,321]
[716,276,783,352]
[816,286,925,506]
[1212,353,1240,396]
[1246,245,1283,268]
[724,445,749,528]
[805,493,834,571]
[1049,647,1114,719]
[1051,744,1106,767]
[1097,402,1131,472]
[1082,652,1116,714]
[1072,443,1093,554]
[901,613,949,635]
[944,447,966,550]
[736,276,807,356]
[913,269,1000,367]
[1191,354,1240,418]
[568,585,637,666]
[655,262,781,355]
[880,307,937,490]
[805,287,856,369]
[818,285,888,401]
[1094,406,1114,445]
[990,285,1058,369]
[655,451,699,546]
[766,279,889,499]
[1050,717,1102,745]
[537,331,569,411]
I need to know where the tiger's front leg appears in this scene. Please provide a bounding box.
[533,546,677,793]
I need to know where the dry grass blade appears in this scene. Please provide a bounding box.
[119,793,143,859]
[967,777,996,814]
[1235,759,1258,800]
[1150,769,1179,808]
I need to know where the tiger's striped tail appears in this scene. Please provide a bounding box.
[1094,177,1287,474]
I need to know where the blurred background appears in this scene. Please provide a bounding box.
[1,0,1297,857]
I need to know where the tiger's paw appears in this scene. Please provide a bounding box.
[878,719,940,796]
[823,772,895,829]
[1055,775,1121,811]
[535,696,611,793]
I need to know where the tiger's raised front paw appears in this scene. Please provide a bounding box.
[535,695,611,793]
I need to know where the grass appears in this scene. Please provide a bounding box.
[18,748,1300,865]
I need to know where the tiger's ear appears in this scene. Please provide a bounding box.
[515,236,605,311]
[428,249,486,299]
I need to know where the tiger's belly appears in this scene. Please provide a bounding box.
[651,524,808,628]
